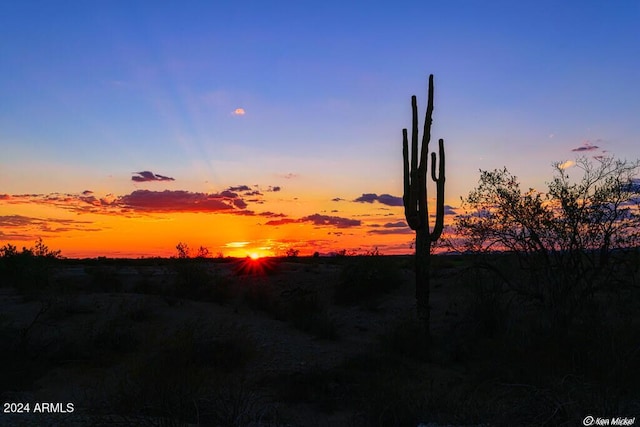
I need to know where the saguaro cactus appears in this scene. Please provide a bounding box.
[402,74,445,337]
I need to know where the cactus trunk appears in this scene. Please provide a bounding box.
[402,74,446,339]
[415,229,431,329]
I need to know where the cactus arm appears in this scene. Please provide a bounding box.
[420,74,434,171]
[403,128,420,230]
[411,96,419,173]
[430,138,446,241]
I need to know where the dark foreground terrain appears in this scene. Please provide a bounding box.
[1,254,639,426]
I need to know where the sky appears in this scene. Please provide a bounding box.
[1,1,639,258]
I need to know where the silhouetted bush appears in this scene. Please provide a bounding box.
[285,247,299,258]
[109,320,256,423]
[168,259,233,303]
[196,379,279,426]
[275,366,346,413]
[85,265,123,292]
[334,254,403,305]
[456,156,640,331]
[284,292,338,340]
[0,316,49,391]
[377,317,430,362]
[0,239,61,294]
[241,281,279,316]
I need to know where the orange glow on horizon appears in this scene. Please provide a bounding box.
[0,192,447,258]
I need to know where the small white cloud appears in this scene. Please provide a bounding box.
[225,241,250,248]
[548,133,555,139]
[558,160,576,170]
[232,108,246,116]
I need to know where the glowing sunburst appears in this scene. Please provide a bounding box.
[234,254,277,276]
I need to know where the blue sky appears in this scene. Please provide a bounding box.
[1,1,639,256]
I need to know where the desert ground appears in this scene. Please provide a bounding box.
[1,254,639,426]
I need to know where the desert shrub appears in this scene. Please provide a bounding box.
[109,320,256,424]
[169,260,233,303]
[172,260,209,294]
[202,275,234,304]
[377,316,430,362]
[352,373,438,427]
[42,316,139,367]
[85,265,123,292]
[0,317,49,391]
[132,266,156,294]
[121,298,156,322]
[283,292,338,340]
[194,379,279,426]
[112,353,205,423]
[461,266,512,339]
[334,254,403,305]
[274,365,348,413]
[285,247,299,258]
[175,241,191,259]
[334,354,484,426]
[0,302,64,390]
[0,239,61,293]
[44,296,95,321]
[455,156,640,331]
[242,281,279,315]
[88,317,140,358]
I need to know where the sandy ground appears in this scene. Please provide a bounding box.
[0,258,490,426]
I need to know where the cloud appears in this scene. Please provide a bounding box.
[0,215,45,227]
[354,193,378,203]
[354,193,403,207]
[303,214,361,228]
[558,160,576,170]
[220,190,239,198]
[264,218,298,226]
[368,228,414,235]
[258,211,287,218]
[383,221,408,228]
[132,171,175,182]
[227,184,280,194]
[232,108,246,115]
[444,205,457,215]
[1,190,251,215]
[265,213,361,228]
[227,185,252,192]
[332,197,343,202]
[225,241,250,248]
[1,185,276,217]
[571,142,599,152]
[0,214,99,235]
[119,190,244,213]
[367,220,413,235]
[622,178,640,193]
